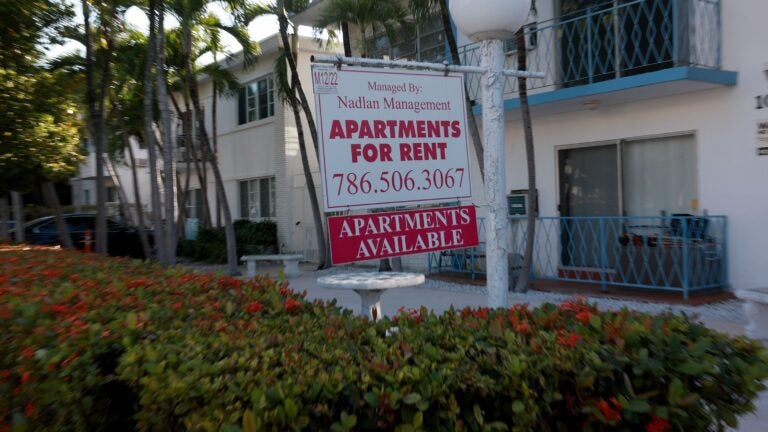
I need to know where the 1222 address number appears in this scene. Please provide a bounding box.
[331,168,465,196]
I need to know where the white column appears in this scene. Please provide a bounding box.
[481,39,509,308]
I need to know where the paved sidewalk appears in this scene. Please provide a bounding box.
[188,261,768,431]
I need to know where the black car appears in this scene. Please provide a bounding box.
[23,213,151,259]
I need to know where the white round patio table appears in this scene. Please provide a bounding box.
[317,272,425,321]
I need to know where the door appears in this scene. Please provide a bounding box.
[558,144,620,268]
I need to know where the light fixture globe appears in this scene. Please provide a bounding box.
[449,0,532,42]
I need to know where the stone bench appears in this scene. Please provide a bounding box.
[735,288,768,339]
[317,272,425,321]
[241,254,303,278]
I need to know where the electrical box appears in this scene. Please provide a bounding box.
[508,189,537,217]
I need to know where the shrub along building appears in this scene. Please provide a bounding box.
[293,0,768,297]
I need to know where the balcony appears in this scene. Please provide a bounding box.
[458,0,735,115]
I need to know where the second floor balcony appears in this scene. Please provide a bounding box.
[458,0,735,112]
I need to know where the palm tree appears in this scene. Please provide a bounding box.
[409,0,485,179]
[166,0,258,275]
[144,0,165,261]
[315,0,412,271]
[240,0,333,268]
[315,0,410,58]
[512,4,537,293]
[156,0,178,264]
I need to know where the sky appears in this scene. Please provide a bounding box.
[46,1,322,61]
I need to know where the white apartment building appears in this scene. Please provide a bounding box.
[292,0,768,296]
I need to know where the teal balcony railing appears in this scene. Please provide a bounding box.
[457,0,722,99]
[427,215,727,299]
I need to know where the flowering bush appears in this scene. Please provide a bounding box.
[1,247,767,431]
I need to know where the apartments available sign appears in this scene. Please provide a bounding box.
[327,206,479,265]
[311,65,472,211]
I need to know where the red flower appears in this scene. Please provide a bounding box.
[515,321,530,334]
[21,346,35,358]
[557,330,582,348]
[24,402,35,417]
[645,415,671,432]
[596,398,622,423]
[171,302,183,311]
[245,301,263,314]
[279,287,291,296]
[20,371,31,385]
[126,279,150,289]
[575,310,592,323]
[284,298,302,313]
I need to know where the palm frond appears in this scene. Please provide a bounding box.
[198,63,242,98]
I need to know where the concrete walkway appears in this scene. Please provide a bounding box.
[190,262,768,430]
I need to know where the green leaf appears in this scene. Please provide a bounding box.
[340,412,356,430]
[364,392,379,407]
[589,314,602,329]
[626,399,652,413]
[413,411,423,428]
[242,410,257,432]
[489,319,503,338]
[721,408,738,427]
[126,312,137,329]
[473,404,484,426]
[677,361,704,375]
[284,398,298,419]
[512,400,525,413]
[667,378,685,404]
[402,393,422,405]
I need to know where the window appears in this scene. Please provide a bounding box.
[622,135,697,216]
[558,134,697,218]
[367,15,446,63]
[238,76,274,125]
[185,189,204,219]
[239,177,276,220]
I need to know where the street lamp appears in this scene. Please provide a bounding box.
[449,0,532,308]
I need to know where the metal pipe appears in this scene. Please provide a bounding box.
[310,54,546,79]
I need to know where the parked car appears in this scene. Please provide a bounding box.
[23,213,152,259]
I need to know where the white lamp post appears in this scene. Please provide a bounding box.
[449,0,532,308]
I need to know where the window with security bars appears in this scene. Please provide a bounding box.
[238,76,274,125]
[239,177,276,220]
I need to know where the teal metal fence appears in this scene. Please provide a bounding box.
[457,0,722,99]
[428,215,727,299]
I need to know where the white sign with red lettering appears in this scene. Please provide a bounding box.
[312,65,472,211]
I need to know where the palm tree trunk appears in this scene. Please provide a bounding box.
[513,28,537,294]
[11,191,24,243]
[183,32,238,275]
[82,0,108,254]
[126,140,153,259]
[157,0,176,264]
[277,5,329,268]
[341,21,352,57]
[0,195,9,242]
[42,182,74,249]
[212,79,221,228]
[144,0,163,261]
[438,0,484,179]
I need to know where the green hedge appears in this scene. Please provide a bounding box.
[2,248,767,432]
[178,219,278,263]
